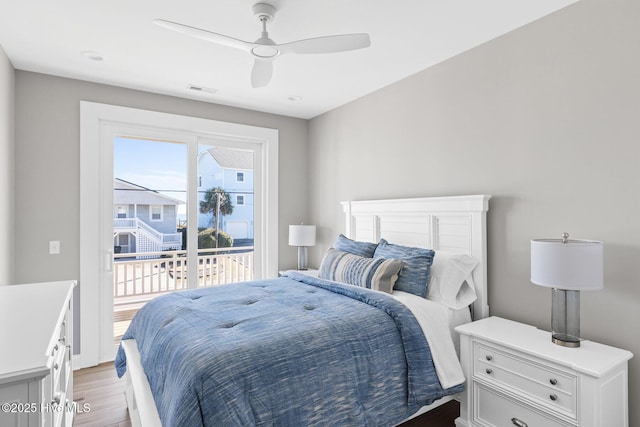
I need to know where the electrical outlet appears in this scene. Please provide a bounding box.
[49,240,61,255]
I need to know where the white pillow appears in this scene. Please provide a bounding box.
[426,252,478,309]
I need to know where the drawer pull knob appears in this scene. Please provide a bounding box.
[549,394,558,401]
[54,363,59,370]
[485,368,493,375]
[550,378,558,385]
[511,418,528,427]
[486,355,493,361]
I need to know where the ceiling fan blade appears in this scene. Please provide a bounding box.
[153,19,253,52]
[278,33,371,55]
[251,59,273,88]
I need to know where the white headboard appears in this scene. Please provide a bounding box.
[341,195,491,319]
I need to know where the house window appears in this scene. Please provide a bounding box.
[150,205,163,221]
[116,205,128,218]
[236,172,244,182]
[236,195,245,206]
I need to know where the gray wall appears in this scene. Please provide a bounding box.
[14,71,308,283]
[308,0,639,423]
[0,45,15,285]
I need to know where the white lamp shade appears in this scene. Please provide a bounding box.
[531,238,603,291]
[288,225,316,247]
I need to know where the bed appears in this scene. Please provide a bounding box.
[115,194,491,426]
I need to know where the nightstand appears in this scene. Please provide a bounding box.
[279,269,319,277]
[455,317,633,427]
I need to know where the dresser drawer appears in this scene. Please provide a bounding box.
[474,342,577,418]
[475,383,573,427]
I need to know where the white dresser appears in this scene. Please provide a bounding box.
[455,316,633,427]
[0,281,76,427]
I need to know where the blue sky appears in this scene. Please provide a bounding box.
[114,137,189,222]
[114,137,188,202]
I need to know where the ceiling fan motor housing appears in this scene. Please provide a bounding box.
[253,3,276,22]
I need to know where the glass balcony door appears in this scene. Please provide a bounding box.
[79,102,278,366]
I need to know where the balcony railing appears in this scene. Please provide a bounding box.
[113,247,254,303]
[114,217,183,252]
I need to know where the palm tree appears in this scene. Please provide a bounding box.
[199,187,234,243]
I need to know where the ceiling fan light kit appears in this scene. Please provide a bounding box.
[154,2,370,88]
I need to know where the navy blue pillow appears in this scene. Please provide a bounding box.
[373,238,435,297]
[333,234,378,258]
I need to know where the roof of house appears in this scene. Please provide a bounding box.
[114,178,184,206]
[207,147,253,170]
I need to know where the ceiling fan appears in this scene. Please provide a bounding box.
[154,2,371,88]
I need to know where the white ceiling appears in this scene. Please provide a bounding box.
[0,0,578,119]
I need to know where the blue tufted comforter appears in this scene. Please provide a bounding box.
[115,272,463,426]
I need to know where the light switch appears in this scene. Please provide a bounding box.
[49,240,61,255]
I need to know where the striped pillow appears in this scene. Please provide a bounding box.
[318,248,403,294]
[333,234,378,258]
[374,239,435,297]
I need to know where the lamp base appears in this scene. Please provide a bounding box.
[552,334,581,348]
[551,288,581,348]
[297,246,308,271]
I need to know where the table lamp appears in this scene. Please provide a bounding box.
[530,233,603,347]
[288,224,316,270]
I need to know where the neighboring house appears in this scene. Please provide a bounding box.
[113,178,184,253]
[198,146,254,240]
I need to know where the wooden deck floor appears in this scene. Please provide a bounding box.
[73,363,459,426]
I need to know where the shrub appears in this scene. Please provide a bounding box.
[197,228,233,249]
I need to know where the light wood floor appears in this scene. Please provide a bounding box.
[73,362,131,427]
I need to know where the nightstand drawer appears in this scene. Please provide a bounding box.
[475,383,573,427]
[457,317,633,427]
[474,342,577,418]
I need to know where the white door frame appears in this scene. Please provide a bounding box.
[79,101,278,367]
